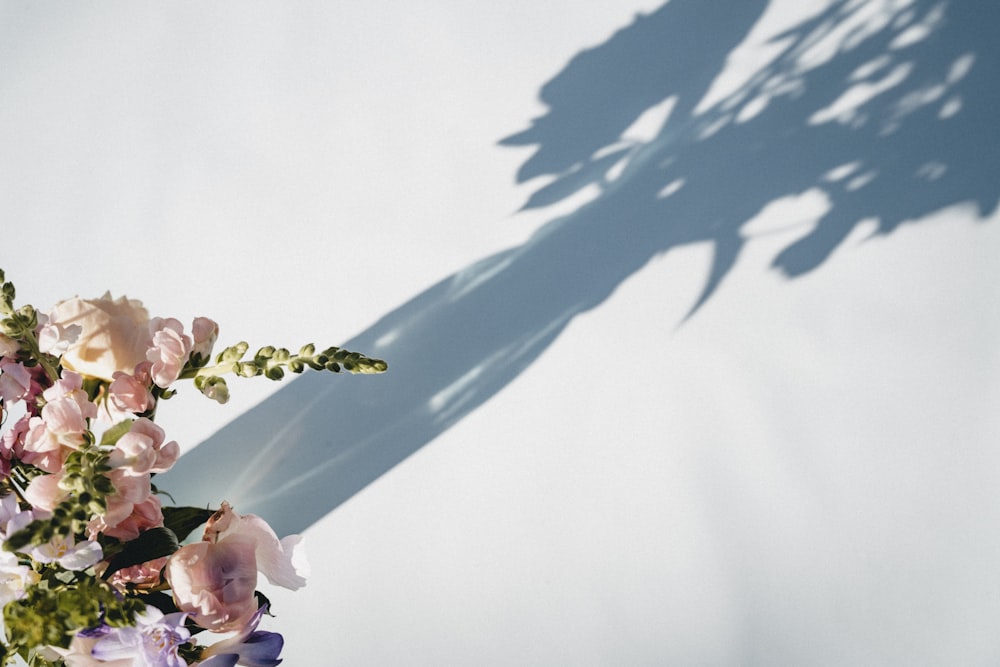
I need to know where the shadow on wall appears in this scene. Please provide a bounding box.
[160,0,1000,535]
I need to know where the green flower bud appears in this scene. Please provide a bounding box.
[238,362,259,378]
[218,341,249,363]
[202,376,230,404]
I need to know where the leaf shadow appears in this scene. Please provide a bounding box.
[160,0,1000,535]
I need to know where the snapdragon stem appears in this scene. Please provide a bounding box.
[178,362,239,381]
[20,333,59,384]
[14,331,59,384]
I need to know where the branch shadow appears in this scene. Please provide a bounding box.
[160,0,1000,535]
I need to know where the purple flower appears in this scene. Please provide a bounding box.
[198,605,284,667]
[91,606,190,667]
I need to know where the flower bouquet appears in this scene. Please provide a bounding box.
[0,267,386,666]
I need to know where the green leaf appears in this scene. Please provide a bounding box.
[102,527,180,580]
[162,506,215,543]
[99,420,135,447]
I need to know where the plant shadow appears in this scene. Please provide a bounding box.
[160,0,1000,535]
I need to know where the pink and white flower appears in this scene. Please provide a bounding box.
[105,556,169,592]
[106,363,155,419]
[0,549,40,606]
[36,312,82,356]
[18,372,98,471]
[164,532,260,633]
[107,417,179,476]
[147,318,193,388]
[0,358,32,403]
[23,471,69,511]
[203,502,308,591]
[32,535,103,571]
[96,471,163,541]
[0,332,19,358]
[39,371,98,444]
[191,316,220,362]
[165,502,307,633]
[19,418,69,473]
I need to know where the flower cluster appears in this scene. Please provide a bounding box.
[0,268,386,666]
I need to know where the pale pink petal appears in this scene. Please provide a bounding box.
[228,515,307,590]
[165,536,258,632]
[24,473,68,512]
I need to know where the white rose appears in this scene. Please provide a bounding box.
[49,293,152,382]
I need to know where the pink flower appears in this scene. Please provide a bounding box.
[165,533,259,632]
[165,503,307,634]
[38,371,98,446]
[105,556,169,592]
[48,293,152,382]
[21,372,98,469]
[23,472,68,512]
[96,471,163,541]
[147,318,192,388]
[0,359,31,403]
[21,417,70,472]
[107,496,163,542]
[0,332,19,358]
[107,364,155,417]
[0,415,31,478]
[35,312,82,356]
[107,418,179,476]
[204,502,307,590]
[191,317,219,362]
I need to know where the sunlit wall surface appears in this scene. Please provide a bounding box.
[2,1,999,664]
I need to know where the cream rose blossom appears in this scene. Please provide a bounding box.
[49,293,152,382]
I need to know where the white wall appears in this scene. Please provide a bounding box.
[2,1,999,664]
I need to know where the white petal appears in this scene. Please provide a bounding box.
[60,540,104,571]
[225,515,307,590]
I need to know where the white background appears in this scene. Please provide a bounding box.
[2,1,1000,664]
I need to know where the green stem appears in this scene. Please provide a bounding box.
[19,332,58,384]
[177,361,239,381]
